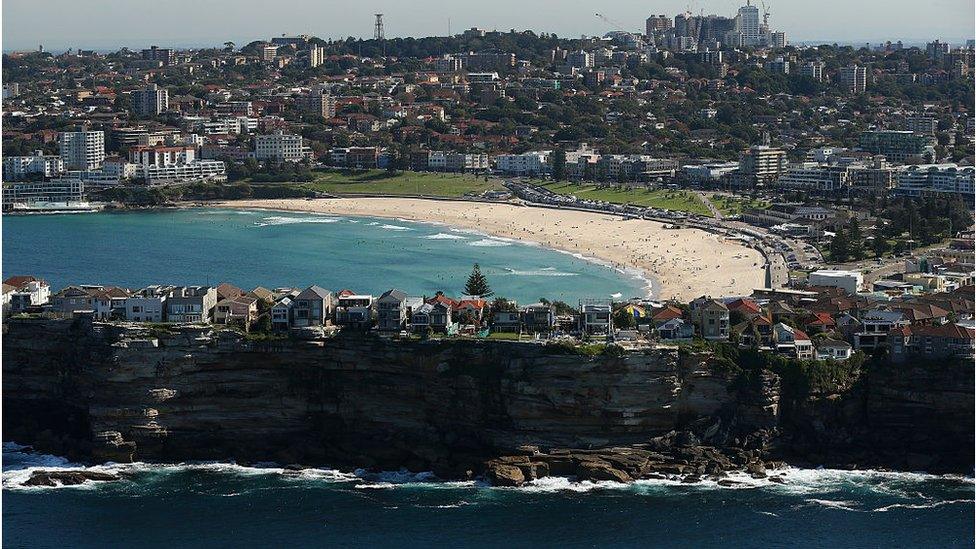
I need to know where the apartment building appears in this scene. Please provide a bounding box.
[3,150,64,180]
[254,131,310,162]
[896,164,975,198]
[496,151,551,176]
[737,145,787,186]
[858,130,935,163]
[132,83,169,116]
[837,64,868,93]
[2,179,84,207]
[777,163,852,193]
[59,131,105,170]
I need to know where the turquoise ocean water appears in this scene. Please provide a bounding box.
[1,208,648,303]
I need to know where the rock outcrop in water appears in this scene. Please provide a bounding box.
[3,318,972,482]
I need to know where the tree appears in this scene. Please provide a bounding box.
[829,225,851,263]
[847,218,865,260]
[871,231,890,258]
[464,263,493,297]
[551,148,567,181]
[613,307,635,329]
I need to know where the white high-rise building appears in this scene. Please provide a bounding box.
[59,131,105,171]
[254,131,310,162]
[308,46,325,68]
[736,2,761,46]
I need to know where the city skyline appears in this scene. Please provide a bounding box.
[3,0,974,52]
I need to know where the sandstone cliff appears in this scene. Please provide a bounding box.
[2,318,971,476]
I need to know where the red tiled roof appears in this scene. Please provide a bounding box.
[727,298,762,315]
[652,305,683,322]
[3,275,44,289]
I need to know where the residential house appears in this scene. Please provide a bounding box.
[521,303,556,334]
[492,309,521,332]
[726,297,763,319]
[52,285,129,319]
[335,293,374,329]
[888,324,976,364]
[772,323,814,360]
[4,276,51,312]
[166,286,217,323]
[732,314,773,348]
[411,301,456,334]
[855,309,910,350]
[658,317,695,341]
[2,284,14,314]
[124,286,171,322]
[248,286,275,304]
[377,289,409,331]
[271,297,293,331]
[52,286,99,314]
[214,295,259,327]
[292,286,334,327]
[816,339,854,361]
[802,312,836,334]
[456,298,487,325]
[216,282,245,301]
[691,298,730,340]
[579,302,612,335]
[892,303,950,325]
[650,305,683,327]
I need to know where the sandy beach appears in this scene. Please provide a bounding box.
[215,198,766,301]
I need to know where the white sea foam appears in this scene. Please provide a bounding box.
[380,224,412,231]
[423,233,468,240]
[469,238,513,247]
[501,267,578,277]
[253,216,342,227]
[449,227,489,237]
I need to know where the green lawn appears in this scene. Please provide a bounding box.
[709,194,770,217]
[539,182,712,216]
[486,331,521,341]
[302,169,504,197]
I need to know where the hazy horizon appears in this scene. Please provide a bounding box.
[3,0,974,52]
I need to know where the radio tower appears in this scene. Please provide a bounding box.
[373,14,385,40]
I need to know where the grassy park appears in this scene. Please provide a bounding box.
[539,182,712,216]
[303,169,505,197]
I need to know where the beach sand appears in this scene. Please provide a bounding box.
[216,198,766,301]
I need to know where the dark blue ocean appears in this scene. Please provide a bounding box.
[1,208,648,303]
[2,444,973,548]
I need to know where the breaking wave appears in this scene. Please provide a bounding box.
[253,216,342,227]
[468,238,513,247]
[423,233,468,240]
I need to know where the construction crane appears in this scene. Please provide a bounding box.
[761,1,771,29]
[594,13,640,34]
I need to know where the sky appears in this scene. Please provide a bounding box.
[2,0,974,52]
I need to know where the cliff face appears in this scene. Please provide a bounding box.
[2,318,971,474]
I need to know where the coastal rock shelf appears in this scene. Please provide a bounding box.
[2,318,972,479]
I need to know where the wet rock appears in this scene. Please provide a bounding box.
[24,470,120,487]
[486,463,525,487]
[746,462,767,478]
[576,461,632,483]
[516,461,550,481]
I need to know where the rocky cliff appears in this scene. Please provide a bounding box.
[3,318,971,478]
